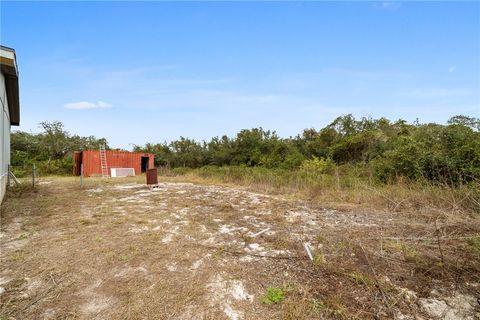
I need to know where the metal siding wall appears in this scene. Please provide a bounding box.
[106,151,141,174]
[83,150,99,176]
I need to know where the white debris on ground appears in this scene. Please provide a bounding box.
[112,184,144,190]
[41,308,56,319]
[80,296,112,315]
[161,233,174,244]
[176,305,205,320]
[161,226,180,244]
[230,281,254,301]
[418,293,478,320]
[207,275,254,320]
[127,225,149,234]
[166,263,177,272]
[246,243,265,252]
[190,259,204,270]
[238,255,256,262]
[116,196,150,203]
[244,243,290,258]
[218,224,248,234]
[114,266,148,278]
[248,227,271,238]
[37,181,53,185]
[0,275,10,296]
[79,279,115,317]
[285,210,307,222]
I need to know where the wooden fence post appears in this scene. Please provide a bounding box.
[32,164,36,187]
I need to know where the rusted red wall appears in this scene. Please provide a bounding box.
[73,150,154,176]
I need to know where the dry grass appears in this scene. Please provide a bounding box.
[175,166,480,215]
[0,175,479,320]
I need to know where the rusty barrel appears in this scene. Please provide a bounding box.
[146,168,158,185]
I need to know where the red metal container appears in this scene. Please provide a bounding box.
[73,150,154,177]
[146,168,158,185]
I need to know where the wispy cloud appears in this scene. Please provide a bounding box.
[375,2,402,10]
[64,101,113,110]
[448,65,456,73]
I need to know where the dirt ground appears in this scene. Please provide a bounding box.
[1,176,479,320]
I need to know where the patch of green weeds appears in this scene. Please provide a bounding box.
[311,298,327,313]
[384,240,417,261]
[328,302,347,319]
[128,245,139,254]
[62,234,75,241]
[9,251,26,262]
[346,271,374,288]
[116,245,139,262]
[213,246,225,258]
[261,287,284,304]
[331,239,354,256]
[118,254,130,262]
[311,298,347,319]
[315,234,326,243]
[79,218,97,226]
[467,236,480,256]
[313,253,326,266]
[17,232,29,240]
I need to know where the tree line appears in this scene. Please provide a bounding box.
[133,114,479,185]
[11,115,480,185]
[11,121,108,176]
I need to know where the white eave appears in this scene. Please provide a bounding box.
[0,45,20,126]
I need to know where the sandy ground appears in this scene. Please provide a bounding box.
[1,177,479,319]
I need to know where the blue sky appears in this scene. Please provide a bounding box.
[1,1,479,149]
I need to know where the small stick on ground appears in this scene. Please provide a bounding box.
[49,272,57,286]
[251,227,270,238]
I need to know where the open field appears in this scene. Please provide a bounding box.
[1,176,479,319]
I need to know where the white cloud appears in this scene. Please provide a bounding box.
[64,100,113,109]
[448,65,456,73]
[375,2,402,10]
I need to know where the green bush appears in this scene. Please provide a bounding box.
[300,156,335,174]
[261,287,285,304]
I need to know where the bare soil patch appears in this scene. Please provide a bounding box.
[1,177,479,319]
